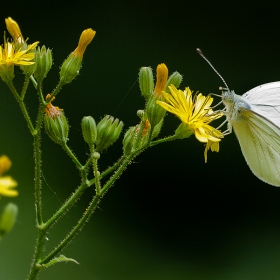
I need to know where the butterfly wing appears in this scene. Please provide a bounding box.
[232,108,280,186]
[243,82,280,127]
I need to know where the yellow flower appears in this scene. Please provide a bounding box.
[5,17,24,44]
[157,84,224,162]
[0,40,39,67]
[0,156,18,197]
[73,28,96,58]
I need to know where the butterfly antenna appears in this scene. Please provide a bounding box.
[196,48,230,91]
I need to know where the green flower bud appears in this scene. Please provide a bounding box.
[44,113,69,145]
[96,115,123,152]
[152,118,163,139]
[59,53,82,85]
[146,94,166,127]
[0,203,18,238]
[122,126,137,155]
[82,116,97,145]
[139,67,154,99]
[33,45,52,81]
[165,71,183,93]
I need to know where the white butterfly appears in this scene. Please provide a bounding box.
[196,48,280,186]
[221,82,280,186]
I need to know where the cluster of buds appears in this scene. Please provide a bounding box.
[121,63,183,153]
[139,64,182,128]
[122,111,163,155]
[81,115,123,152]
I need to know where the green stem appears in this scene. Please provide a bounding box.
[90,146,101,194]
[40,194,101,265]
[6,81,36,135]
[21,74,31,99]
[40,149,140,265]
[33,133,44,225]
[99,156,125,179]
[48,81,65,100]
[27,131,45,280]
[61,143,83,170]
[150,134,177,146]
[27,227,47,280]
[30,75,38,89]
[44,180,89,230]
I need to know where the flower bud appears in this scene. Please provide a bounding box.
[44,113,69,145]
[60,28,95,84]
[122,126,137,155]
[5,17,24,45]
[146,63,168,127]
[139,67,154,99]
[165,71,183,93]
[44,95,69,145]
[0,203,18,238]
[33,46,52,81]
[82,116,97,145]
[146,94,166,127]
[96,115,123,152]
[152,118,163,139]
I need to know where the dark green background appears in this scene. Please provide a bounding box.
[1,1,280,279]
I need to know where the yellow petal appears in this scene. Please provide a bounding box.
[0,176,18,197]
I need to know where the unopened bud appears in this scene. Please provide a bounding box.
[122,126,137,155]
[96,115,123,152]
[139,67,154,99]
[82,116,97,145]
[146,94,166,127]
[33,46,52,81]
[0,203,18,237]
[165,72,183,93]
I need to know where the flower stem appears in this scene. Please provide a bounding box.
[6,81,36,135]
[40,194,101,265]
[150,134,177,146]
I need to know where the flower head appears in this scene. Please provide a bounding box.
[0,41,39,67]
[157,84,224,162]
[0,156,18,197]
